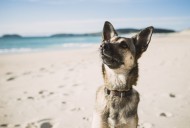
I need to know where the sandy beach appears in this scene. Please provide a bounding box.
[0,32,190,128]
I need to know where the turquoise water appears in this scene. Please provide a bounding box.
[0,36,101,54]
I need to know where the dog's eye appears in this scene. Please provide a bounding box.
[120,41,128,49]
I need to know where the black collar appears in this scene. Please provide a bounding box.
[104,87,133,98]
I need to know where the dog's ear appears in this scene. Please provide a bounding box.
[102,21,118,41]
[132,26,154,58]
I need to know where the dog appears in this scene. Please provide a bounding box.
[92,21,153,128]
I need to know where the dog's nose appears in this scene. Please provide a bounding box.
[101,43,110,50]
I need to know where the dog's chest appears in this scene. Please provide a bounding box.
[108,105,128,127]
[105,66,127,89]
[105,91,139,127]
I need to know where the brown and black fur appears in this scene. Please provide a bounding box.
[92,21,154,128]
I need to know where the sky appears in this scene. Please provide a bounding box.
[0,0,190,36]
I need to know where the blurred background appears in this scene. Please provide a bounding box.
[1,0,190,34]
[0,0,190,53]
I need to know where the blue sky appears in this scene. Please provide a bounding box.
[0,0,190,36]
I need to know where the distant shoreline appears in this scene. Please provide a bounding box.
[0,28,175,39]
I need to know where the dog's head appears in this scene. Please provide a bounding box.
[100,21,153,71]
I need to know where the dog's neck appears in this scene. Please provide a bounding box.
[102,64,138,91]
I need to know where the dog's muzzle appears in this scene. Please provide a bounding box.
[101,42,110,51]
[100,42,124,69]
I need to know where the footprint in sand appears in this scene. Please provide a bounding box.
[6,72,12,75]
[58,85,64,88]
[68,68,74,71]
[40,122,52,128]
[82,117,89,121]
[72,84,79,86]
[7,77,16,81]
[40,68,46,71]
[63,93,69,96]
[169,93,176,98]
[27,97,34,100]
[38,119,53,128]
[38,90,56,99]
[0,124,8,127]
[17,98,22,101]
[48,92,54,96]
[14,124,21,127]
[26,119,53,128]
[26,123,38,128]
[71,107,81,111]
[39,90,46,95]
[159,112,173,118]
[0,120,53,128]
[62,101,66,104]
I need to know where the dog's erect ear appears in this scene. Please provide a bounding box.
[133,26,154,58]
[102,21,118,41]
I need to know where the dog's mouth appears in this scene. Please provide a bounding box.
[100,48,124,69]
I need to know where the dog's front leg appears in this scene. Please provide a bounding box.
[124,115,138,128]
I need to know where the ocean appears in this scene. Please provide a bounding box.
[0,36,101,54]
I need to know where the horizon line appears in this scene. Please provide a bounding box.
[0,27,179,37]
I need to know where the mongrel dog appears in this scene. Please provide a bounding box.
[92,21,153,128]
